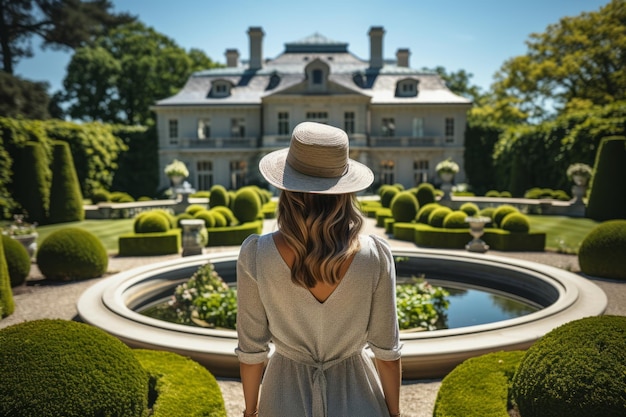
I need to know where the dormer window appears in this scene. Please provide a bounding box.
[210,80,231,98]
[396,79,419,97]
[305,59,329,92]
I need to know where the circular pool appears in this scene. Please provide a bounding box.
[77,248,607,379]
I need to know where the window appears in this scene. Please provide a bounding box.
[231,118,245,137]
[306,112,328,124]
[197,119,210,140]
[402,83,414,93]
[278,112,290,135]
[312,69,323,85]
[414,160,429,185]
[445,117,455,142]
[212,81,230,97]
[196,161,213,190]
[396,79,418,97]
[380,160,395,185]
[412,118,424,137]
[344,112,355,134]
[382,118,395,137]
[168,119,178,145]
[230,160,248,189]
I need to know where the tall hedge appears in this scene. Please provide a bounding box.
[111,124,158,198]
[0,236,15,318]
[586,136,626,221]
[463,118,502,195]
[47,141,84,224]
[13,141,50,223]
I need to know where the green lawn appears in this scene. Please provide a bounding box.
[34,219,135,254]
[527,215,599,253]
[22,214,600,256]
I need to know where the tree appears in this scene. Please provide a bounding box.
[492,0,626,121]
[0,0,134,74]
[0,72,50,119]
[422,65,484,103]
[62,21,222,125]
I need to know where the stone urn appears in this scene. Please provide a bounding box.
[12,233,38,260]
[465,216,491,253]
[438,171,455,202]
[169,175,184,187]
[570,174,589,206]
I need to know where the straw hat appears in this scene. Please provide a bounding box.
[259,121,374,194]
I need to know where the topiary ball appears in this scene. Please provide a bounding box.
[428,207,453,228]
[500,212,530,233]
[211,206,237,226]
[417,203,441,224]
[493,204,519,228]
[36,228,108,281]
[194,210,216,228]
[390,191,419,222]
[90,189,110,204]
[232,187,262,223]
[0,319,148,417]
[380,187,400,208]
[459,202,479,217]
[511,315,626,417]
[185,204,206,216]
[414,183,436,207]
[209,185,229,208]
[135,211,171,233]
[485,190,500,197]
[443,210,470,229]
[210,210,228,227]
[578,220,626,280]
[1,235,31,287]
[479,207,496,220]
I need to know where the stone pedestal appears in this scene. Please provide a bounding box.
[181,219,206,257]
[465,216,490,253]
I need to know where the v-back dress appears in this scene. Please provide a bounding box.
[235,233,401,417]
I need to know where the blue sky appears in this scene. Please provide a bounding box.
[15,0,609,94]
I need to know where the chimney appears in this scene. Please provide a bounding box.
[225,49,240,68]
[396,48,410,68]
[368,26,385,69]
[248,27,264,70]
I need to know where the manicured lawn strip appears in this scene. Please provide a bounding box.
[35,219,134,253]
[526,215,598,252]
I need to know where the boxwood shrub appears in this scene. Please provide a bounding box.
[428,206,453,228]
[37,227,108,280]
[459,202,479,217]
[232,187,262,223]
[434,350,525,417]
[118,229,181,256]
[500,212,530,233]
[511,316,626,417]
[135,211,171,233]
[492,205,519,228]
[206,221,263,246]
[413,183,436,206]
[209,184,229,208]
[134,349,226,417]
[194,210,216,228]
[0,236,15,317]
[1,235,31,287]
[381,187,400,208]
[578,219,626,280]
[416,203,441,224]
[0,319,148,417]
[211,205,238,226]
[375,208,393,227]
[390,191,419,222]
[443,210,470,229]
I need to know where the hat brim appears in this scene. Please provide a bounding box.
[259,148,374,194]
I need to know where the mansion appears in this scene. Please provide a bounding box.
[153,26,472,192]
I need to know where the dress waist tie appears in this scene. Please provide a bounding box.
[275,348,362,417]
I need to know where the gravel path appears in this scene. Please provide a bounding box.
[2,218,624,417]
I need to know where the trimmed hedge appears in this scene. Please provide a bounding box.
[390,191,419,222]
[0,319,148,417]
[118,229,181,256]
[206,221,263,246]
[209,184,229,208]
[578,219,626,280]
[428,206,453,228]
[13,141,50,224]
[1,235,31,287]
[135,211,171,233]
[375,208,393,227]
[380,187,400,208]
[417,203,441,224]
[511,316,626,417]
[134,349,226,417]
[0,236,15,317]
[434,350,525,417]
[500,212,530,233]
[36,227,108,280]
[47,141,84,224]
[443,210,470,229]
[232,187,262,223]
[492,205,518,228]
[586,136,626,221]
[413,183,436,207]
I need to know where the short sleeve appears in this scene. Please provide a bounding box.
[366,235,402,361]
[235,234,271,364]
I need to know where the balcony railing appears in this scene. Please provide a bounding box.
[180,137,257,148]
[369,136,448,147]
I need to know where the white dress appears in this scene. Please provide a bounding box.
[236,233,401,417]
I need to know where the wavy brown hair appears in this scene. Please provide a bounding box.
[277,191,364,288]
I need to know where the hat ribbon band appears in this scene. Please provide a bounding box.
[286,153,348,178]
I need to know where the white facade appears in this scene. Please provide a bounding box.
[153,26,472,192]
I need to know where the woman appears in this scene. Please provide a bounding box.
[236,121,402,417]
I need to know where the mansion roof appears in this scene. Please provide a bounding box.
[155,29,472,107]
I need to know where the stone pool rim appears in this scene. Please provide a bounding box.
[77,248,607,379]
